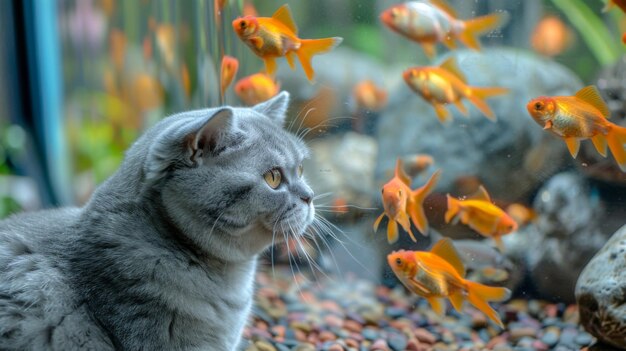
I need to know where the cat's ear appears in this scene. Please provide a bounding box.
[253,91,289,126]
[189,108,242,163]
[145,107,243,184]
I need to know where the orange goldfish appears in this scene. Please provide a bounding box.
[530,16,574,57]
[445,186,518,251]
[353,80,388,113]
[220,56,239,95]
[388,238,510,327]
[380,0,507,59]
[374,159,441,243]
[527,85,626,171]
[403,57,509,123]
[232,4,342,81]
[403,154,434,177]
[604,0,626,13]
[234,73,280,105]
[505,203,537,226]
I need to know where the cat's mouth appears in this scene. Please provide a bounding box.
[270,203,314,239]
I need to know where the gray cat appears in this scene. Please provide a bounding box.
[0,92,315,350]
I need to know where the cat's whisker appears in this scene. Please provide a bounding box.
[307,222,342,277]
[312,192,333,201]
[281,223,305,298]
[316,204,378,211]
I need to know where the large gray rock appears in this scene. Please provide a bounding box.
[576,225,626,349]
[375,49,582,201]
[503,172,615,302]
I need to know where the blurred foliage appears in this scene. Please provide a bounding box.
[0,123,25,218]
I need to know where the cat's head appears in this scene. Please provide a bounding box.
[142,92,315,262]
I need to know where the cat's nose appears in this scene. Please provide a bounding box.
[300,195,311,204]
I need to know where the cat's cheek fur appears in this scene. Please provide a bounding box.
[0,92,314,350]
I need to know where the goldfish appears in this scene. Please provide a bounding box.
[530,16,574,57]
[232,4,343,81]
[352,80,388,113]
[403,57,509,123]
[331,197,349,215]
[604,0,626,13]
[234,73,280,105]
[374,159,441,243]
[380,0,507,59]
[388,238,511,327]
[445,186,518,251]
[402,154,435,177]
[527,85,626,171]
[220,56,239,96]
[505,203,537,226]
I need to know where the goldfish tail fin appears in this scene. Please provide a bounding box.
[409,170,442,236]
[466,86,509,121]
[459,12,508,50]
[465,280,511,328]
[296,37,343,82]
[444,194,460,223]
[387,220,399,244]
[606,124,626,171]
[373,213,385,232]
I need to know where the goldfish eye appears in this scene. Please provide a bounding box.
[395,258,402,266]
[391,8,399,18]
[398,190,403,197]
[240,21,247,29]
[534,102,543,110]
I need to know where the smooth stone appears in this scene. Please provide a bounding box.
[387,334,408,351]
[574,332,593,346]
[362,328,379,341]
[576,225,626,349]
[540,330,559,346]
[254,340,277,351]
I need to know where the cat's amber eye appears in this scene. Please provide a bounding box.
[264,168,282,189]
[297,164,303,178]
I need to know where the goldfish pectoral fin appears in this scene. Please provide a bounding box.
[249,37,264,50]
[431,238,466,277]
[263,57,277,76]
[296,37,342,82]
[465,281,511,328]
[421,43,437,59]
[449,291,465,312]
[387,220,399,244]
[427,297,446,316]
[409,204,429,237]
[564,138,581,158]
[454,101,469,117]
[433,103,451,123]
[285,52,296,70]
[373,213,386,232]
[493,236,505,253]
[592,134,608,157]
[543,120,553,130]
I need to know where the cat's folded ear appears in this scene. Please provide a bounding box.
[145,108,243,184]
[253,91,289,126]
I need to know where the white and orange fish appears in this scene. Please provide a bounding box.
[530,16,574,57]
[388,238,511,327]
[403,154,435,177]
[380,0,507,58]
[352,80,388,113]
[403,57,509,123]
[232,4,342,81]
[445,186,518,251]
[374,159,441,243]
[527,85,626,171]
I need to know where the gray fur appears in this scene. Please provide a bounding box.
[0,92,314,350]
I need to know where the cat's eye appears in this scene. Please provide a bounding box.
[297,164,303,178]
[264,168,282,189]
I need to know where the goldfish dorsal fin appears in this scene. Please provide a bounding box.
[395,159,412,185]
[575,85,610,118]
[430,0,458,18]
[431,238,466,277]
[440,57,466,82]
[272,4,298,35]
[469,185,491,202]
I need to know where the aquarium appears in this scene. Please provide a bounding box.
[1,0,626,350]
